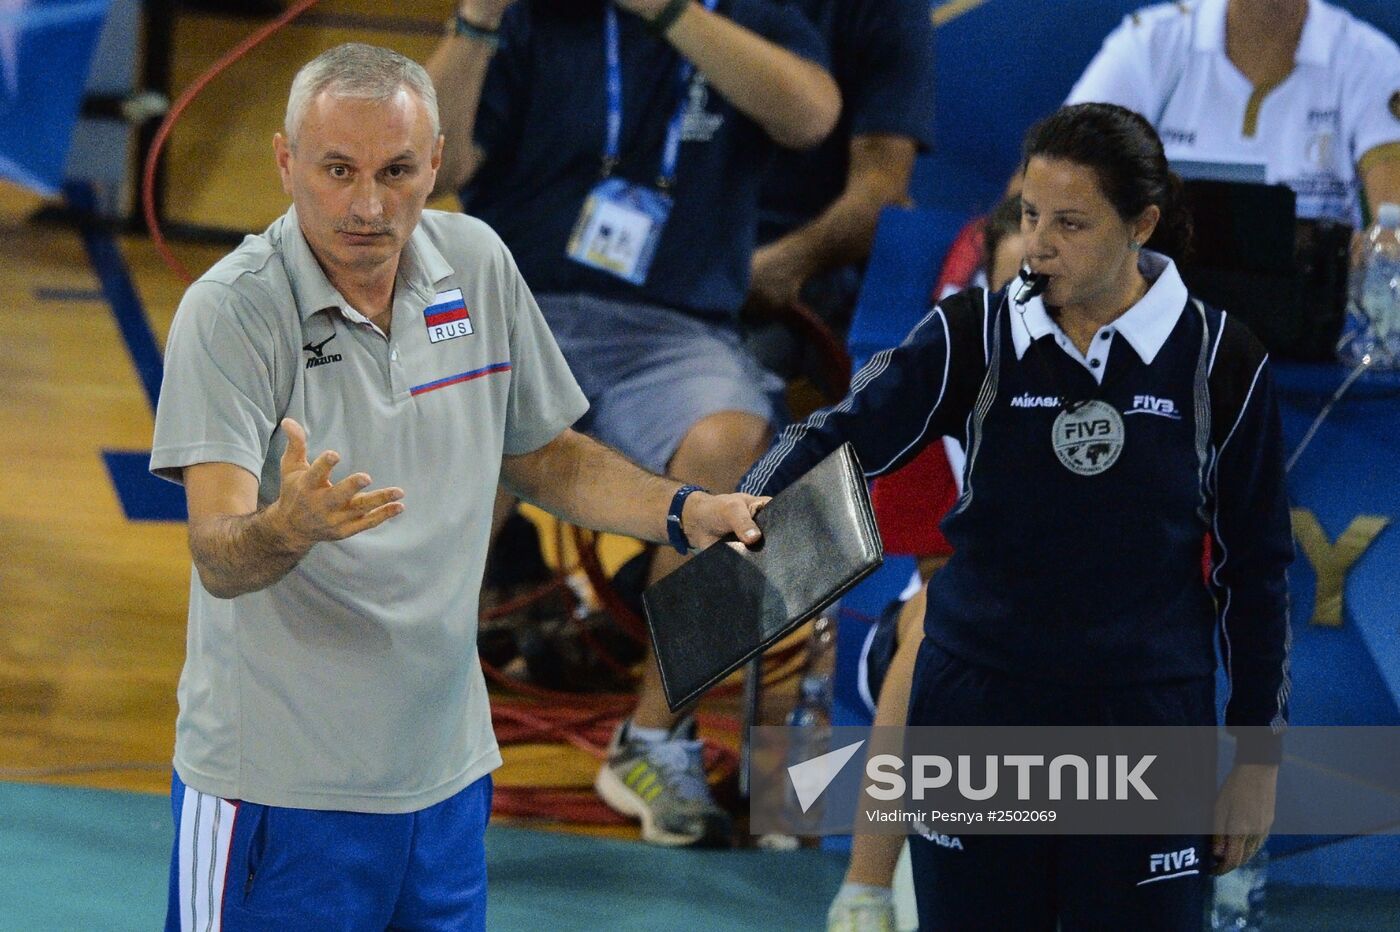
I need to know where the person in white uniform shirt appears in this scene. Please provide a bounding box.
[1067,0,1400,227]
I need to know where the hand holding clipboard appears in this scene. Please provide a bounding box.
[642,444,884,711]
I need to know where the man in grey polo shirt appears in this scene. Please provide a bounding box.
[150,43,765,930]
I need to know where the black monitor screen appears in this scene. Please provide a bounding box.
[1178,179,1297,276]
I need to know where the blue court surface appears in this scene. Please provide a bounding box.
[4,780,1399,930]
[0,781,844,930]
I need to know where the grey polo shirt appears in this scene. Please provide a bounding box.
[151,207,588,813]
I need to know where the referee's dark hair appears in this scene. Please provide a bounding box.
[1021,103,1193,261]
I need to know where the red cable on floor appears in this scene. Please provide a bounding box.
[141,0,323,285]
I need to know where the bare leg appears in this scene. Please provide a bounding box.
[844,584,927,887]
[596,410,773,846]
[630,410,772,730]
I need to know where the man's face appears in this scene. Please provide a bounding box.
[274,87,442,285]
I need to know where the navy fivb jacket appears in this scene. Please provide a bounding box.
[741,254,1293,760]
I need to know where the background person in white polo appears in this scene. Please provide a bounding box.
[1067,0,1400,227]
[149,43,767,930]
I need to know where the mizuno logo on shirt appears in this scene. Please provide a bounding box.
[303,333,342,369]
[1010,393,1061,408]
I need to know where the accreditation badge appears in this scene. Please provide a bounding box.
[1052,399,1125,476]
[566,178,672,286]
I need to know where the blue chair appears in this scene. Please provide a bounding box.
[847,205,972,373]
[795,204,970,851]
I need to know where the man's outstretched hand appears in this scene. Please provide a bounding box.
[272,418,406,548]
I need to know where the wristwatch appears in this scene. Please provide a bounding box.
[666,484,706,555]
[449,10,501,49]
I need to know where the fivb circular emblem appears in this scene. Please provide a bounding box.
[1052,400,1124,475]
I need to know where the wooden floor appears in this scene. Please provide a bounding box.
[0,4,797,838]
[162,1,454,232]
[0,184,198,795]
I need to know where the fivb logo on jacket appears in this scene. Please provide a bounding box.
[424,289,473,344]
[1052,400,1124,476]
[1127,394,1182,420]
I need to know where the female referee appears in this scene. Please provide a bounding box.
[740,102,1292,930]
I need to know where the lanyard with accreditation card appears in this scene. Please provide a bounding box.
[565,0,717,286]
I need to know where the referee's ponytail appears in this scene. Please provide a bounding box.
[1155,171,1194,263]
[1021,103,1193,262]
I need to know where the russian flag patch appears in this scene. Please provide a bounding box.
[424,288,473,344]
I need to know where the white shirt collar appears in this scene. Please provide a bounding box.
[1009,250,1189,366]
[1295,0,1338,66]
[1194,0,1229,53]
[1195,0,1334,67]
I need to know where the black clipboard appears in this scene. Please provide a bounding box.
[642,443,884,711]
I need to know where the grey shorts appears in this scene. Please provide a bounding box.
[536,293,785,473]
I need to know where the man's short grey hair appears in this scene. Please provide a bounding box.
[285,43,440,148]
